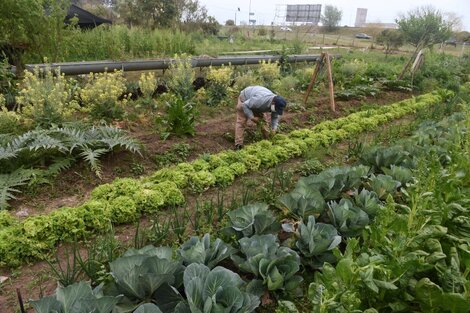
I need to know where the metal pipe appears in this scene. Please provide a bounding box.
[16,54,336,76]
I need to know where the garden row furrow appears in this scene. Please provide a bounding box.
[0,91,445,267]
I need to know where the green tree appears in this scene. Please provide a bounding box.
[396,6,452,48]
[176,0,220,34]
[0,0,45,69]
[117,0,178,28]
[321,5,342,32]
[376,29,405,55]
[225,19,235,26]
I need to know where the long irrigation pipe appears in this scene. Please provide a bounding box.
[16,54,339,76]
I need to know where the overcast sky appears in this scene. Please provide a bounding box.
[199,0,470,31]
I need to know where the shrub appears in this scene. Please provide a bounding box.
[206,65,233,106]
[167,54,195,101]
[80,71,128,121]
[233,71,261,91]
[163,95,196,136]
[258,60,280,88]
[16,67,79,127]
[138,71,157,99]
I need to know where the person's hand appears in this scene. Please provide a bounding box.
[250,117,260,123]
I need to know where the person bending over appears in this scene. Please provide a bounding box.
[235,85,287,149]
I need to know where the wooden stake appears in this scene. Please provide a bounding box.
[324,53,336,112]
[303,52,325,105]
[17,289,26,313]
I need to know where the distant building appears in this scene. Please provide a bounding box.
[355,8,367,27]
[363,23,398,29]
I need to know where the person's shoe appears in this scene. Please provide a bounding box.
[235,144,243,150]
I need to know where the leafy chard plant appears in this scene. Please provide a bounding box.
[178,263,260,313]
[295,216,342,269]
[231,234,303,296]
[177,233,236,269]
[30,281,120,313]
[225,203,280,238]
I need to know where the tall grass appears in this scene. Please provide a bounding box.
[24,25,196,63]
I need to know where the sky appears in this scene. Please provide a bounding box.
[199,0,470,31]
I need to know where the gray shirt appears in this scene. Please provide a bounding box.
[240,86,280,130]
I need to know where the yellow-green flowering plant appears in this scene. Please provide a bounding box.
[206,65,234,106]
[80,70,128,121]
[167,54,195,101]
[258,60,280,89]
[138,71,157,107]
[16,66,79,127]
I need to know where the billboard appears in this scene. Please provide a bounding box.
[355,8,368,27]
[286,4,322,24]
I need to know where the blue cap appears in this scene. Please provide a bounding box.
[274,96,287,115]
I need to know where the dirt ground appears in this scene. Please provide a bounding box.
[0,90,414,312]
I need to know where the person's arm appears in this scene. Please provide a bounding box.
[242,100,255,120]
[271,112,280,130]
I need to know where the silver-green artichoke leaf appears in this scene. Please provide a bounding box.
[232,234,302,294]
[226,203,280,237]
[177,233,237,269]
[296,216,341,265]
[183,263,260,313]
[327,199,370,237]
[30,281,120,313]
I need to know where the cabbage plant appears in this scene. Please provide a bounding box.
[30,282,119,313]
[278,188,325,219]
[103,245,184,313]
[179,263,260,313]
[296,166,369,201]
[225,203,280,238]
[231,234,303,296]
[327,199,370,237]
[177,233,236,269]
[368,174,401,199]
[296,216,341,269]
[353,189,382,217]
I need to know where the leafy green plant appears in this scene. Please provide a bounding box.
[368,174,401,199]
[225,203,280,238]
[154,143,192,167]
[167,54,195,101]
[180,263,260,313]
[163,96,196,137]
[278,188,325,220]
[295,216,341,269]
[296,158,325,177]
[177,233,236,269]
[353,189,382,217]
[30,282,120,313]
[103,245,184,312]
[232,234,303,296]
[45,243,82,287]
[327,199,370,237]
